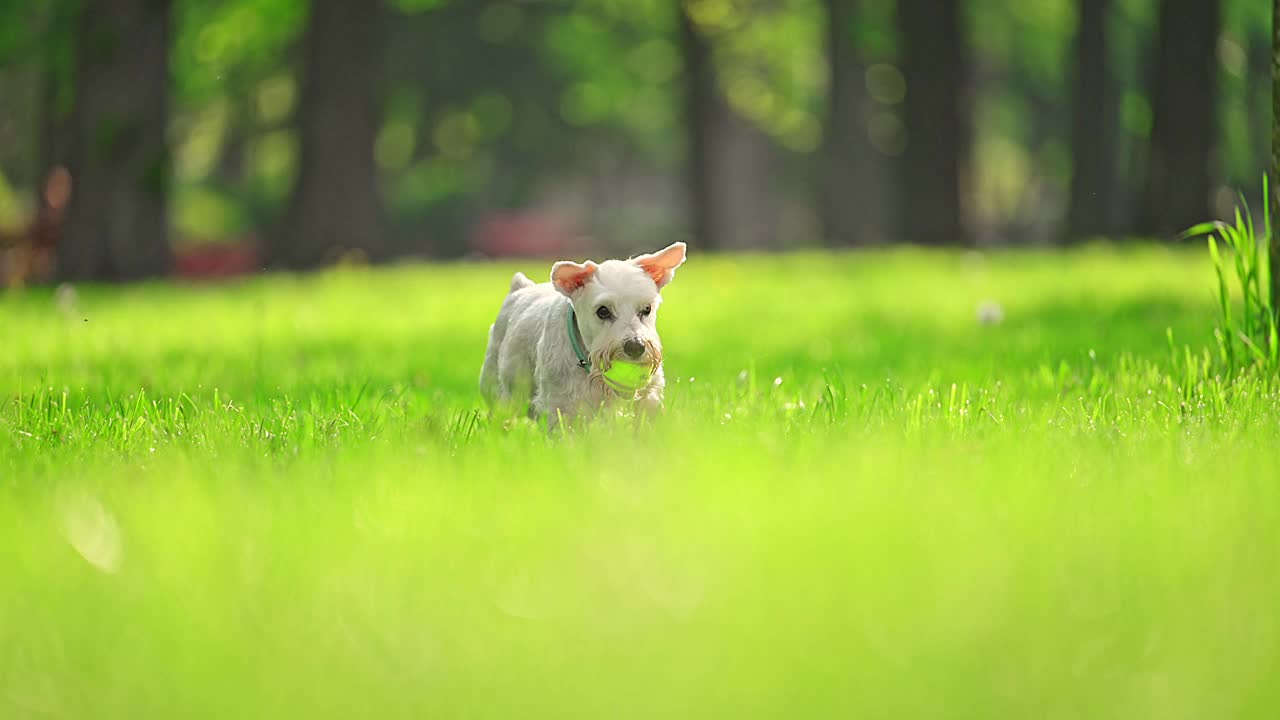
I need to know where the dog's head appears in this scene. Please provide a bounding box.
[551,242,686,376]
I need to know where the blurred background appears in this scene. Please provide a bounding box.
[0,0,1269,284]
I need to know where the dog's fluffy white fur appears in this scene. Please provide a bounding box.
[480,242,687,428]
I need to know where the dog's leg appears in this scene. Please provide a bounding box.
[631,389,663,432]
[537,392,584,434]
[638,391,664,417]
[638,367,666,419]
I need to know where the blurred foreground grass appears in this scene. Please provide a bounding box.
[2,246,1278,719]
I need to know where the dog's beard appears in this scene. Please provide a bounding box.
[587,340,662,395]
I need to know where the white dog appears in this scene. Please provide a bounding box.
[480,242,687,428]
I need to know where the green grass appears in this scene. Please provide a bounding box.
[1184,177,1278,372]
[2,245,1278,719]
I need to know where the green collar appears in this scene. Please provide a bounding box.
[566,301,590,371]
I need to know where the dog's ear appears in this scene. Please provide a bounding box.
[551,260,598,296]
[632,242,687,290]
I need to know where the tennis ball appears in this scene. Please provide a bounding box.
[602,361,654,393]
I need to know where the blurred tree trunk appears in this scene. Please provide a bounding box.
[1272,0,1279,307]
[1251,22,1271,187]
[820,0,890,246]
[37,58,67,188]
[678,2,779,251]
[276,0,388,268]
[35,1,73,201]
[896,0,969,246]
[1140,0,1221,236]
[60,0,172,281]
[1065,0,1113,243]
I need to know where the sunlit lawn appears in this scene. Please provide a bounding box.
[2,245,1278,719]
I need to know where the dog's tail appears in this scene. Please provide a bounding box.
[509,272,535,294]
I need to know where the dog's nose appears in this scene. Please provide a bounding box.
[623,339,646,360]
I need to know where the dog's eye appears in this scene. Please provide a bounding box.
[639,305,652,318]
[595,306,613,321]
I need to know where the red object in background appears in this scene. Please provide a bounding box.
[9,183,578,285]
[15,165,262,282]
[1,167,69,286]
[470,211,582,258]
[32,167,71,254]
[173,238,261,279]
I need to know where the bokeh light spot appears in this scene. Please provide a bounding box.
[866,64,906,105]
[433,112,480,158]
[627,39,680,84]
[376,121,417,171]
[60,492,122,574]
[256,75,297,126]
[560,83,610,126]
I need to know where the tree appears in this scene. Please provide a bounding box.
[34,0,74,205]
[678,1,779,252]
[275,0,388,268]
[59,0,172,281]
[1140,0,1222,236]
[1272,0,1279,305]
[1065,0,1114,242]
[896,0,968,245]
[819,0,890,246]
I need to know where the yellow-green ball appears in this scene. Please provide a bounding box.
[602,362,653,392]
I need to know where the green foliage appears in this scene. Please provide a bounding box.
[167,0,306,234]
[0,0,1272,241]
[541,0,681,159]
[1184,178,1279,373]
[968,0,1083,226]
[849,0,895,59]
[174,184,251,241]
[1216,0,1273,189]
[0,0,63,65]
[691,0,826,152]
[971,0,1077,90]
[171,0,305,103]
[391,0,452,13]
[0,0,74,189]
[543,0,827,157]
